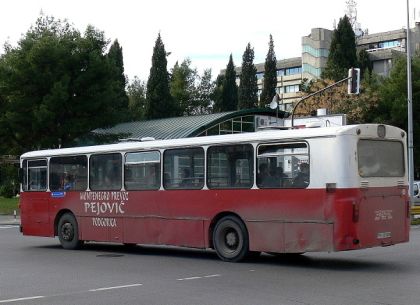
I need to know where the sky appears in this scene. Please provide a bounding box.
[1,0,419,82]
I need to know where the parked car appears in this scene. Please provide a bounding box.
[414,181,420,206]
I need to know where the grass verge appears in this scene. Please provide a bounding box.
[0,196,19,215]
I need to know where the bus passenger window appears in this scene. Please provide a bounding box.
[125,151,161,190]
[207,144,253,189]
[24,159,47,191]
[90,154,122,191]
[163,148,204,190]
[49,156,87,191]
[257,143,309,189]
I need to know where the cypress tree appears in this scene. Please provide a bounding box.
[221,54,238,111]
[145,33,177,119]
[212,74,225,113]
[322,15,357,81]
[107,39,129,121]
[357,49,373,79]
[260,34,277,106]
[238,43,258,109]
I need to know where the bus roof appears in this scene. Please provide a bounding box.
[21,124,405,159]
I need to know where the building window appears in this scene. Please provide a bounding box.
[275,87,284,94]
[285,66,302,76]
[378,40,401,49]
[256,72,264,80]
[284,84,300,93]
[276,69,284,77]
[302,63,321,77]
[302,45,329,58]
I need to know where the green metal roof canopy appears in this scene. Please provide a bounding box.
[91,108,288,141]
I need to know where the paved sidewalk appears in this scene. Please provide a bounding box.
[0,215,21,225]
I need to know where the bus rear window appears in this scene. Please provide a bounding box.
[358,140,404,177]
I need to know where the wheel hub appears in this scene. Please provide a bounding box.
[225,231,238,249]
[61,223,74,241]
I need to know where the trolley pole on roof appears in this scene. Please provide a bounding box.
[406,0,414,203]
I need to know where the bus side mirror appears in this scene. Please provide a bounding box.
[18,168,23,184]
[348,68,360,94]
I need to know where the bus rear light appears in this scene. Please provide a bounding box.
[352,202,360,222]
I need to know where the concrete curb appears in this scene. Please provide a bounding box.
[0,216,21,226]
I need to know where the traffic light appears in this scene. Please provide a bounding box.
[348,68,360,94]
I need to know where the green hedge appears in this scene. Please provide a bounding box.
[0,196,19,215]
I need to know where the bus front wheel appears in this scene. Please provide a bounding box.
[213,215,249,262]
[58,213,83,250]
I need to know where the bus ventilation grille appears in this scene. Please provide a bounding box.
[360,181,369,189]
[397,180,405,188]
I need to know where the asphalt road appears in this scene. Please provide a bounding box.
[1,225,420,305]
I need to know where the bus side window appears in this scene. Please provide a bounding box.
[163,148,204,190]
[49,155,87,192]
[257,142,309,189]
[90,153,122,191]
[124,151,161,191]
[207,144,253,189]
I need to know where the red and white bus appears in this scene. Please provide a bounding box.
[19,124,410,262]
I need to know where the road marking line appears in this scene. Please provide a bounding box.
[203,274,221,278]
[177,276,201,281]
[0,225,17,229]
[178,274,221,281]
[89,283,143,292]
[0,296,45,303]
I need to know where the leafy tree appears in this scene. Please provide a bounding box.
[170,59,198,115]
[0,15,129,154]
[194,69,215,115]
[220,54,238,111]
[238,43,258,109]
[372,54,420,175]
[145,33,177,119]
[294,76,380,125]
[322,15,357,81]
[127,76,147,121]
[260,34,277,106]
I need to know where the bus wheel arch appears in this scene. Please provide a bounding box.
[56,212,83,250]
[210,212,250,262]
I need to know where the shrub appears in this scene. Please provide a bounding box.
[0,183,15,198]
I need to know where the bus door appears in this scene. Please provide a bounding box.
[159,148,206,248]
[21,159,51,236]
[123,151,161,244]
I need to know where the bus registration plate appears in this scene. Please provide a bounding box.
[377,232,391,239]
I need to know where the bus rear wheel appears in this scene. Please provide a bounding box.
[58,213,83,250]
[213,215,249,262]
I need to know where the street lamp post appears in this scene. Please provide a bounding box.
[406,0,414,202]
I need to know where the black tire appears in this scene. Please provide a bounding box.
[213,215,249,262]
[57,213,83,250]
